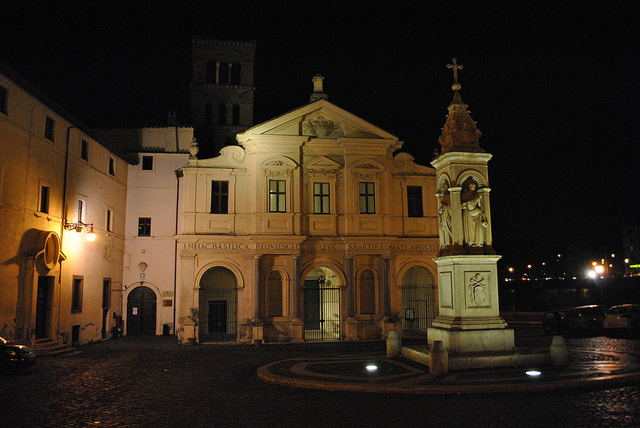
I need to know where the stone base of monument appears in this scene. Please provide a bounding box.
[401,325,550,371]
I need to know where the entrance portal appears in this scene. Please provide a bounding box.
[127,286,157,335]
[303,267,341,341]
[199,267,237,342]
[401,266,436,338]
[35,276,54,339]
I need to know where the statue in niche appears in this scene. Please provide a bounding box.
[461,178,488,247]
[438,183,453,248]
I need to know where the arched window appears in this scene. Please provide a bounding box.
[359,269,376,314]
[265,271,283,317]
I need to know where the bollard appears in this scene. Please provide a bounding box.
[550,335,569,366]
[429,340,448,374]
[386,331,401,358]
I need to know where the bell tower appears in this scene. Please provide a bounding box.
[428,59,514,354]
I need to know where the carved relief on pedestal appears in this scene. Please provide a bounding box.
[466,272,489,308]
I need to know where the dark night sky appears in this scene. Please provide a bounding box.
[2,1,640,271]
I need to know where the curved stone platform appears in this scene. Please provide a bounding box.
[257,348,640,394]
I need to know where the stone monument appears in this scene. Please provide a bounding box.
[427,58,515,356]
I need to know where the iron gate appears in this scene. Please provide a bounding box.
[199,281,237,342]
[402,285,435,338]
[304,280,340,341]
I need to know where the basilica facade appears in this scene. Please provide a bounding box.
[173,77,440,343]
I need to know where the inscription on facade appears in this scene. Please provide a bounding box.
[180,242,438,252]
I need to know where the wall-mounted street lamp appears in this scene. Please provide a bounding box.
[64,221,96,241]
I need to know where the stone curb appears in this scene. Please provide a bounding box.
[257,352,640,395]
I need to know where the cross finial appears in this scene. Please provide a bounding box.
[447,58,463,90]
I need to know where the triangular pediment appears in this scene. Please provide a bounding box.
[237,99,398,142]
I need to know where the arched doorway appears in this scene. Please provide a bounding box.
[199,266,237,342]
[303,267,341,341]
[127,286,157,336]
[401,266,436,338]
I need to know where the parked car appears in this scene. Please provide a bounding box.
[542,305,607,336]
[603,304,640,336]
[0,336,36,373]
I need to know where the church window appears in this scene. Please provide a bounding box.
[219,61,229,84]
[81,139,89,161]
[138,217,151,236]
[44,116,55,142]
[71,276,83,313]
[206,61,217,83]
[407,186,423,217]
[0,84,7,114]
[39,184,50,214]
[230,63,241,84]
[205,102,213,124]
[211,180,229,214]
[313,182,330,214]
[232,104,240,125]
[358,270,376,314]
[141,155,154,171]
[359,182,375,214]
[269,180,286,212]
[218,103,227,124]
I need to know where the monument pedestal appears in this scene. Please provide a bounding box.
[427,255,514,354]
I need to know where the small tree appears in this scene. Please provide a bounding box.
[187,307,199,341]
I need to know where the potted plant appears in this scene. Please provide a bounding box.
[248,313,266,345]
[186,307,199,345]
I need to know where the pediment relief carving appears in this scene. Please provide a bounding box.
[306,156,342,176]
[302,115,340,138]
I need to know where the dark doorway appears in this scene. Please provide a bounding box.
[127,286,157,335]
[208,301,227,333]
[303,267,341,341]
[35,276,54,339]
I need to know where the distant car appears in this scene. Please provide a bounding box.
[542,305,606,336]
[603,304,640,336]
[542,309,569,335]
[0,336,36,373]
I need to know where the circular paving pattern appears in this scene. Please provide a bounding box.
[257,348,640,394]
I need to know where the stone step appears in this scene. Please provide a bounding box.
[33,338,82,357]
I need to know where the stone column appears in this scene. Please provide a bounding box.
[448,186,464,246]
[254,255,261,316]
[479,188,492,247]
[291,256,299,318]
[382,256,391,314]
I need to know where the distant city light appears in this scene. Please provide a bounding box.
[588,270,597,279]
[594,265,605,274]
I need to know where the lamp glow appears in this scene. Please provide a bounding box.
[366,364,378,372]
[525,370,541,377]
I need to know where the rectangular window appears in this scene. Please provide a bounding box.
[141,155,153,171]
[106,208,113,232]
[44,116,55,142]
[359,182,375,214]
[102,278,111,310]
[218,103,226,124]
[40,184,50,213]
[77,199,85,222]
[269,180,286,212]
[211,180,229,214]
[407,186,424,217]
[0,84,7,115]
[138,217,151,236]
[313,182,330,214]
[71,277,83,313]
[81,139,89,161]
[108,158,116,176]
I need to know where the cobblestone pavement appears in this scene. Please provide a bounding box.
[2,331,640,427]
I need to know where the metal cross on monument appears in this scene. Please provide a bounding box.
[447,58,463,84]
